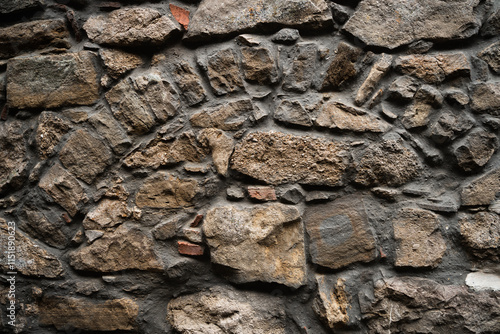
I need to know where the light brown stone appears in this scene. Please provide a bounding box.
[83,199,132,231]
[35,112,71,160]
[395,53,470,83]
[205,48,244,95]
[355,54,392,106]
[313,276,349,330]
[470,81,500,115]
[320,42,361,91]
[170,61,206,106]
[190,99,262,130]
[460,212,500,259]
[461,167,500,206]
[240,46,279,84]
[197,128,234,176]
[100,48,143,79]
[0,121,28,194]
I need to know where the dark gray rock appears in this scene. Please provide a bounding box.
[271,28,300,44]
[274,99,313,127]
[205,48,244,96]
[429,110,475,144]
[481,8,500,37]
[0,0,42,14]
[282,42,317,92]
[454,130,498,172]
[170,61,206,106]
[470,81,500,115]
[0,121,28,195]
[388,76,419,102]
[89,106,132,155]
[478,41,500,74]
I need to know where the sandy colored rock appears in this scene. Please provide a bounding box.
[99,48,143,79]
[393,208,447,268]
[470,81,500,115]
[344,0,482,49]
[395,53,470,83]
[355,54,392,106]
[88,105,131,155]
[0,19,70,59]
[240,46,279,84]
[136,172,199,209]
[38,297,138,331]
[461,167,500,206]
[0,121,29,194]
[190,99,262,130]
[205,48,244,95]
[167,286,286,334]
[198,128,234,176]
[84,7,179,47]
[83,199,132,231]
[274,99,313,127]
[35,112,71,160]
[388,76,419,102]
[69,224,162,272]
[203,203,306,287]
[460,212,500,259]
[0,219,64,278]
[7,51,99,109]
[315,100,391,133]
[282,42,318,93]
[304,195,377,269]
[320,42,361,91]
[170,61,206,106]
[478,41,500,74]
[59,129,113,184]
[313,277,349,330]
[454,130,498,172]
[39,163,87,217]
[231,131,350,186]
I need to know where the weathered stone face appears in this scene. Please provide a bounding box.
[190,99,262,130]
[320,42,361,91]
[203,203,306,287]
[99,48,143,79]
[197,128,234,176]
[7,52,99,109]
[35,112,71,160]
[170,61,206,106]
[240,46,279,84]
[88,106,131,155]
[304,196,377,270]
[0,0,42,14]
[282,42,317,93]
[454,130,498,172]
[83,199,132,231]
[167,286,286,334]
[274,99,313,127]
[461,167,500,206]
[478,41,500,74]
[313,276,349,330]
[470,81,500,115]
[460,212,500,259]
[0,121,28,194]
[394,53,470,83]
[205,48,244,95]
[231,132,350,186]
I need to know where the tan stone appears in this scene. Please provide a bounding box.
[100,48,143,79]
[240,46,279,84]
[395,53,470,83]
[197,128,234,176]
[460,212,500,259]
[170,61,206,106]
[190,99,261,131]
[35,112,71,159]
[461,167,500,206]
[83,199,132,231]
[313,276,349,330]
[355,54,392,106]
[320,42,361,91]
[205,48,244,95]
[0,121,28,194]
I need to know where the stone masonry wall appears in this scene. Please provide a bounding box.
[0,0,500,333]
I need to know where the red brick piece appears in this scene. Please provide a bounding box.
[248,186,277,201]
[178,241,204,256]
[170,4,190,30]
[190,214,203,227]
[61,213,72,224]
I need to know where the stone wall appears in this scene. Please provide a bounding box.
[0,0,499,333]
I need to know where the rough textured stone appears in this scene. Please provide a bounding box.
[167,287,286,334]
[205,48,244,95]
[445,89,470,107]
[0,219,64,278]
[388,76,419,102]
[282,42,317,92]
[20,205,69,249]
[240,46,279,84]
[185,0,332,42]
[315,100,391,133]
[454,130,498,172]
[178,241,204,256]
[88,106,131,155]
[401,85,443,129]
[355,54,392,106]
[395,53,470,83]
[430,111,475,144]
[100,48,143,79]
[38,297,138,331]
[304,196,377,270]
[136,172,199,209]
[170,61,206,106]
[7,52,99,109]
[344,0,482,49]
[362,277,500,333]
[70,224,162,272]
[481,8,500,37]
[59,129,113,184]
[313,277,349,330]
[190,99,262,130]
[320,42,361,91]
[470,81,500,115]
[198,128,234,176]
[0,19,70,59]
[393,208,447,268]
[203,203,306,287]
[231,132,350,186]
[83,199,132,231]
[0,0,42,14]
[39,163,87,216]
[355,139,422,187]
[478,41,500,74]
[247,186,277,201]
[274,99,313,127]
[35,112,71,160]
[271,28,300,44]
[0,121,28,194]
[460,212,500,259]
[461,167,500,206]
[84,7,179,47]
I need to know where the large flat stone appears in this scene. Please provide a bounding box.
[461,167,500,206]
[0,0,42,14]
[395,53,470,83]
[190,99,262,130]
[460,212,500,260]
[470,81,500,115]
[204,48,244,95]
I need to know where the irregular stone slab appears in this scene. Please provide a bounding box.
[59,129,113,184]
[344,0,482,49]
[240,46,279,85]
[84,7,179,47]
[274,99,313,127]
[355,138,422,187]
[69,224,162,272]
[35,112,71,160]
[279,43,316,94]
[99,48,143,79]
[0,219,64,278]
[39,163,87,216]
[394,53,470,83]
[430,110,475,144]
[7,51,99,109]
[362,277,500,333]
[0,0,42,14]
[83,199,132,231]
[88,106,131,155]
[401,85,443,129]
[205,48,244,95]
[466,272,500,291]
[0,121,28,194]
[167,286,286,334]
[320,42,361,91]
[38,297,138,331]
[190,99,262,130]
[315,100,391,133]
[203,203,306,287]
[481,8,500,37]
[461,167,500,206]
[388,76,419,102]
[198,128,234,176]
[170,61,206,106]
[355,54,392,106]
[185,0,332,43]
[136,172,199,209]
[470,81,500,115]
[313,276,349,330]
[304,196,376,270]
[124,132,206,169]
[271,28,300,44]
[0,19,70,59]
[231,132,350,186]
[478,41,500,74]
[460,212,500,260]
[393,208,446,268]
[19,205,69,249]
[454,130,498,172]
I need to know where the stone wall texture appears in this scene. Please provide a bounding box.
[0,0,499,333]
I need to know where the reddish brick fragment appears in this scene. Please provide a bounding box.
[170,4,190,30]
[191,214,203,227]
[248,186,277,201]
[62,213,72,224]
[178,241,204,256]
